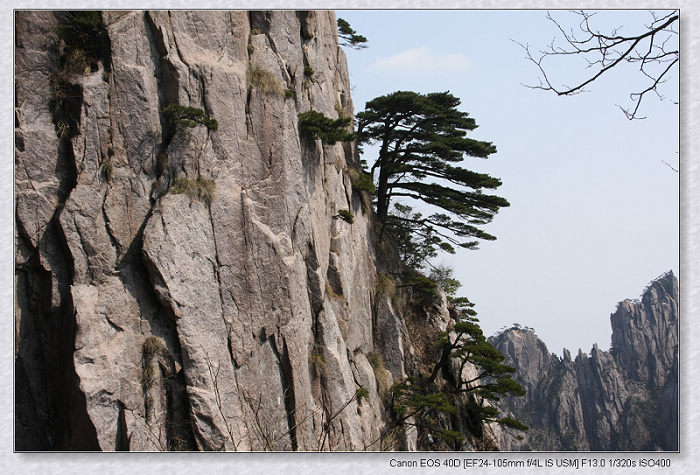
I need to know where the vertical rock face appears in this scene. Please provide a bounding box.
[17,10,495,452]
[14,10,386,451]
[491,272,679,451]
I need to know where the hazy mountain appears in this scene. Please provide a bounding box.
[490,272,678,451]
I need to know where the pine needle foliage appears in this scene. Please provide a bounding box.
[356,90,509,266]
[350,170,376,195]
[298,110,355,145]
[337,18,368,50]
[163,105,218,131]
[336,209,354,224]
[384,265,527,446]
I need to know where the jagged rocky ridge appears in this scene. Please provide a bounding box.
[490,272,678,451]
[15,10,499,451]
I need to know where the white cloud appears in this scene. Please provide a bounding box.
[371,46,470,74]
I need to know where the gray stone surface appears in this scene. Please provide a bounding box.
[14,10,402,451]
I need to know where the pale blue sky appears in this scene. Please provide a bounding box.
[339,10,680,355]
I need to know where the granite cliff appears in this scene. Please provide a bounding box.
[15,10,497,451]
[15,10,677,453]
[490,272,679,451]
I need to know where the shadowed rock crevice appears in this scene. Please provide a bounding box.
[304,241,324,315]
[164,367,197,450]
[142,12,176,188]
[115,401,130,451]
[271,336,298,450]
[325,253,344,298]
[14,357,50,450]
[249,11,272,36]
[15,10,101,450]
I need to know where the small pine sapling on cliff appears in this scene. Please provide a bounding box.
[335,209,354,224]
[298,110,355,145]
[163,104,218,131]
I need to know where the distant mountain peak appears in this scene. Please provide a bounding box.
[489,272,678,451]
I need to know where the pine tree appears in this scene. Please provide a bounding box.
[337,18,368,50]
[355,91,509,264]
[385,266,527,448]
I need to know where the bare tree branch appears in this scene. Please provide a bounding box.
[661,159,679,173]
[517,10,678,119]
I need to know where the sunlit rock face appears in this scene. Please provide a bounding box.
[15,10,385,451]
[16,10,496,452]
[491,272,678,451]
